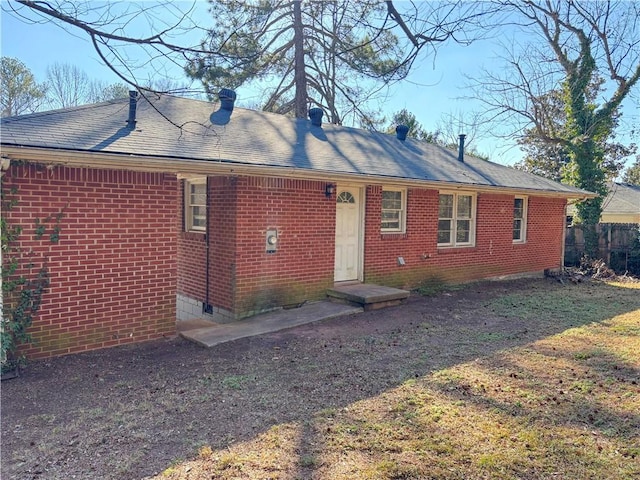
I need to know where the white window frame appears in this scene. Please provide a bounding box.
[437,191,476,247]
[381,187,407,233]
[513,196,528,243]
[184,177,207,232]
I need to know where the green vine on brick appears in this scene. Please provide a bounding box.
[34,211,64,243]
[1,183,65,375]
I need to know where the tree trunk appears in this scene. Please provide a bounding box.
[293,0,307,119]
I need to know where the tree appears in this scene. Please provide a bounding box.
[46,62,129,108]
[470,1,640,255]
[90,82,129,102]
[46,62,90,108]
[6,1,489,125]
[0,56,47,116]
[622,158,640,186]
[187,1,490,125]
[434,110,486,157]
[385,109,431,141]
[516,88,635,182]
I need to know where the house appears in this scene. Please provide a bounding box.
[600,182,640,224]
[0,91,593,359]
[564,182,639,268]
[567,182,640,224]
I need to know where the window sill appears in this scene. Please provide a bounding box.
[381,232,408,240]
[512,240,527,246]
[437,245,477,254]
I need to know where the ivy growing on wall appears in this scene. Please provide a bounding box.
[1,179,65,375]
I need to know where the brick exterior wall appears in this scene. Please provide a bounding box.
[177,176,336,320]
[177,176,237,320]
[4,161,567,359]
[232,177,335,316]
[2,163,178,359]
[364,186,566,288]
[176,176,566,322]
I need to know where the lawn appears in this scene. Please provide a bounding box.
[1,277,639,479]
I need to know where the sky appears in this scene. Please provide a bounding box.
[1,1,638,171]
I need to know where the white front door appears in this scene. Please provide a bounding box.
[334,187,362,282]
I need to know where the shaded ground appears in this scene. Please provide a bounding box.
[1,277,639,480]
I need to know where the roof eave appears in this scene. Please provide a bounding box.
[0,145,596,200]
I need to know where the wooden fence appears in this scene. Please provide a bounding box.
[565,223,639,272]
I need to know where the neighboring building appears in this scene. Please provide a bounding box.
[567,182,640,224]
[599,182,640,224]
[565,182,639,269]
[0,91,593,359]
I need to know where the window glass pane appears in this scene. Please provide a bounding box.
[439,194,453,218]
[457,195,472,218]
[514,198,523,219]
[382,190,402,209]
[513,219,522,240]
[186,179,207,231]
[191,193,206,206]
[437,219,451,244]
[190,183,206,206]
[192,206,206,228]
[190,183,205,195]
[381,190,403,231]
[456,220,470,243]
[337,192,355,204]
[381,211,400,230]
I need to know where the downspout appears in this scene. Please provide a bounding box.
[204,176,212,315]
[561,201,567,272]
[0,158,9,302]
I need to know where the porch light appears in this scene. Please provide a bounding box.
[325,183,336,197]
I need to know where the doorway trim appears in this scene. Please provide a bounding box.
[334,184,365,283]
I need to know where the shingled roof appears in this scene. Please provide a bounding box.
[1,93,592,197]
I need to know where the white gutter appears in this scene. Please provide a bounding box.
[0,145,596,200]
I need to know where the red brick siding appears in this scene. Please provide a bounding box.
[364,186,566,288]
[176,176,239,313]
[175,176,566,319]
[177,176,335,317]
[231,176,335,316]
[208,176,239,311]
[2,163,177,359]
[177,179,207,302]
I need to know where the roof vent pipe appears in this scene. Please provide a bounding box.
[309,108,324,126]
[219,88,237,111]
[127,90,138,128]
[396,124,409,141]
[458,134,466,162]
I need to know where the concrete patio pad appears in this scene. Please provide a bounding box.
[179,301,363,348]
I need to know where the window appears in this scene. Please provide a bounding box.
[337,191,355,204]
[184,178,207,232]
[513,196,527,242]
[381,188,406,232]
[437,192,476,247]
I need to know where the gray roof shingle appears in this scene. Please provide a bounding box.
[1,94,591,196]
[601,182,640,215]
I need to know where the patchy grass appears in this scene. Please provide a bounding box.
[152,281,639,480]
[2,279,638,479]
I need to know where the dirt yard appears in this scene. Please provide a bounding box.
[2,277,639,480]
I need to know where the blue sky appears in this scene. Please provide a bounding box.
[1,2,637,171]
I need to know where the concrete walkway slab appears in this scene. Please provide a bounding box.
[180,301,363,348]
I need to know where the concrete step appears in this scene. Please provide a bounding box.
[327,283,410,311]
